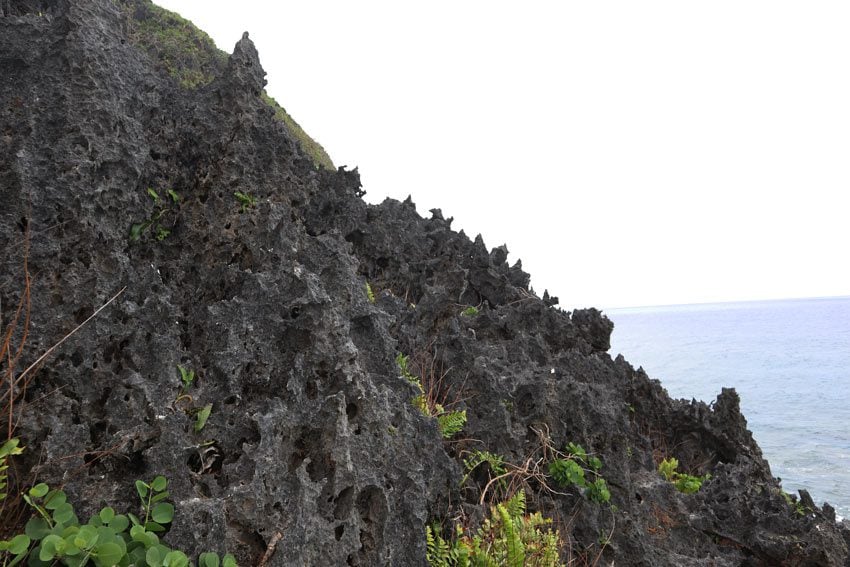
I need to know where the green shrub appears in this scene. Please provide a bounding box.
[658,457,710,494]
[547,442,610,504]
[426,491,562,567]
[0,476,236,567]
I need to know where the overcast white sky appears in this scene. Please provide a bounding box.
[157,1,850,309]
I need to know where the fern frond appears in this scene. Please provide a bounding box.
[498,503,525,567]
[437,409,467,438]
[504,489,526,518]
[426,525,452,566]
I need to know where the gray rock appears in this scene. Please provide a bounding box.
[1,1,847,565]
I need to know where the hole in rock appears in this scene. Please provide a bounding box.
[345,402,358,421]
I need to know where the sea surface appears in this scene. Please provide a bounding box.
[607,296,850,519]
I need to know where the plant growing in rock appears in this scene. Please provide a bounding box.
[547,442,610,504]
[233,192,256,213]
[461,450,507,490]
[658,457,710,494]
[130,188,181,242]
[0,438,23,505]
[396,353,466,439]
[426,490,562,567]
[365,282,376,304]
[193,403,213,433]
[0,476,237,566]
[175,365,195,402]
[460,306,479,317]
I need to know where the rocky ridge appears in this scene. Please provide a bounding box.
[1,1,849,565]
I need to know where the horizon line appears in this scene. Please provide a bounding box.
[600,293,850,312]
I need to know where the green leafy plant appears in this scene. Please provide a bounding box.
[0,438,24,504]
[365,282,376,304]
[233,192,256,213]
[130,188,181,242]
[396,353,466,439]
[547,442,610,504]
[193,404,213,433]
[658,457,710,494]
[461,450,506,489]
[0,477,236,567]
[426,490,562,567]
[779,490,807,516]
[460,306,479,317]
[176,365,195,398]
[435,411,467,439]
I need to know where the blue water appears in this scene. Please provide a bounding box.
[607,296,850,519]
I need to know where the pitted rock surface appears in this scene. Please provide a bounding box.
[1,1,848,565]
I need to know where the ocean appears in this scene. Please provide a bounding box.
[607,296,850,519]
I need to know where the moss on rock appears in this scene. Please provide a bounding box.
[261,91,335,171]
[123,0,227,89]
[122,1,334,170]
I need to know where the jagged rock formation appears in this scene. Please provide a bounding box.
[1,1,848,565]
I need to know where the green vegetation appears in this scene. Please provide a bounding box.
[123,1,227,90]
[122,2,333,169]
[396,353,466,439]
[130,188,181,243]
[0,476,236,566]
[233,192,256,213]
[261,92,335,170]
[460,307,479,317]
[365,282,376,304]
[176,365,195,400]
[780,490,807,516]
[193,404,212,433]
[658,457,710,494]
[548,442,610,504]
[1,438,24,507]
[461,450,506,489]
[426,491,562,567]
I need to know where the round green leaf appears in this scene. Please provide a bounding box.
[163,550,189,567]
[25,517,52,540]
[8,534,30,555]
[145,545,161,567]
[128,546,147,565]
[222,554,237,567]
[135,480,149,499]
[150,476,167,492]
[74,525,99,549]
[44,490,67,510]
[200,552,219,567]
[110,514,130,533]
[53,502,76,525]
[61,534,81,556]
[130,525,147,543]
[95,542,125,566]
[39,534,62,560]
[151,503,174,524]
[99,507,115,524]
[29,483,49,498]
